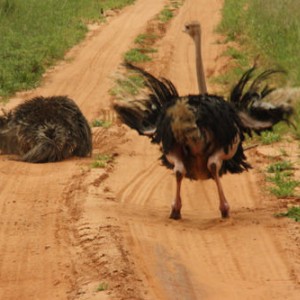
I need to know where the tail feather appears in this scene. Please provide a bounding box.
[229,66,294,134]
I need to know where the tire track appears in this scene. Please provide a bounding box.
[116,160,169,205]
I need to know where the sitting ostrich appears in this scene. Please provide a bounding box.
[0,96,92,163]
[114,21,293,220]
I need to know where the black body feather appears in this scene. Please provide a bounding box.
[114,64,293,179]
[0,96,92,162]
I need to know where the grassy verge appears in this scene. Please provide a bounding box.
[266,160,299,198]
[218,0,300,137]
[275,206,300,222]
[219,0,300,83]
[0,0,135,99]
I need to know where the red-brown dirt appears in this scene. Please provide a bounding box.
[0,0,299,299]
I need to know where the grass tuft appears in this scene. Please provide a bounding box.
[275,206,300,222]
[124,48,152,63]
[266,161,293,173]
[91,119,112,128]
[96,282,109,291]
[158,6,173,23]
[267,171,299,198]
[91,154,114,168]
[110,74,144,97]
[259,131,281,145]
[134,33,158,46]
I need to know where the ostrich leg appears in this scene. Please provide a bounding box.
[209,163,230,218]
[170,171,183,220]
[207,136,240,218]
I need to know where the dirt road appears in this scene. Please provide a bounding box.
[0,0,299,299]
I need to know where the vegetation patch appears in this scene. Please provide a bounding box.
[96,282,109,291]
[134,33,158,46]
[91,154,114,168]
[218,0,300,138]
[124,48,153,63]
[275,206,300,222]
[293,105,300,139]
[110,74,144,99]
[259,131,281,145]
[267,160,293,173]
[158,6,174,23]
[265,157,299,199]
[267,171,299,198]
[91,119,112,128]
[0,0,136,99]
[218,0,300,79]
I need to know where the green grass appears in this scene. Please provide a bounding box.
[170,0,184,9]
[267,171,299,198]
[217,0,247,42]
[91,154,114,168]
[110,74,144,98]
[124,48,152,63]
[219,0,300,80]
[275,206,300,222]
[96,282,109,291]
[218,0,300,134]
[266,160,299,198]
[267,160,293,173]
[134,33,158,46]
[158,6,173,23]
[293,105,300,139]
[259,131,282,145]
[91,119,112,128]
[0,0,136,99]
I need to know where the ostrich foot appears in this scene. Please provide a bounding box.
[169,208,181,220]
[221,210,230,218]
[220,206,230,218]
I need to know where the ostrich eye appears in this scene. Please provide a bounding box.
[185,25,190,30]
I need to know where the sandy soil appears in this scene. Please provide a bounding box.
[0,0,299,299]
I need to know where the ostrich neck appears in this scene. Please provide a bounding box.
[194,33,207,95]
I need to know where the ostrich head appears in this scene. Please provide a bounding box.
[183,21,207,95]
[183,21,201,40]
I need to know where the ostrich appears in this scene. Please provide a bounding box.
[0,96,92,163]
[113,23,293,220]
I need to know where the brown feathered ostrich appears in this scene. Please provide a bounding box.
[114,22,293,220]
[0,96,92,162]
